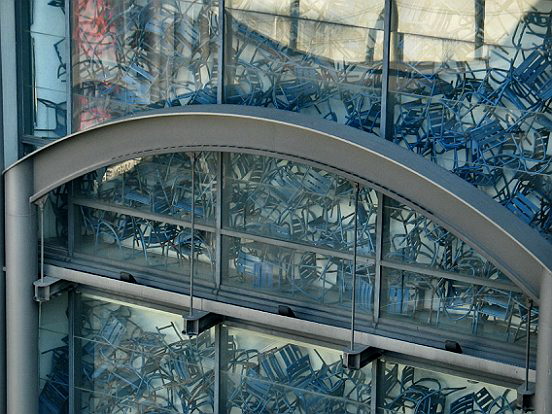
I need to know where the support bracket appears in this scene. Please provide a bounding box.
[33,276,70,302]
[182,311,222,336]
[517,383,535,411]
[343,346,383,370]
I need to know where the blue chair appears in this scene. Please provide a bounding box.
[506,193,539,224]
[235,250,279,290]
[473,289,514,337]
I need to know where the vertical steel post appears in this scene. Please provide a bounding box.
[371,359,385,414]
[536,272,552,414]
[65,0,72,135]
[380,0,393,142]
[215,153,223,289]
[214,323,222,412]
[68,289,81,414]
[0,9,6,411]
[189,153,196,316]
[474,0,485,59]
[217,0,225,104]
[373,192,384,323]
[5,159,38,414]
[0,24,4,414]
[350,183,360,351]
[1,0,19,166]
[525,299,532,393]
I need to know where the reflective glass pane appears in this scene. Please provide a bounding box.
[44,184,69,249]
[389,1,552,240]
[39,291,70,413]
[381,361,522,413]
[380,267,538,345]
[224,153,377,255]
[29,1,68,139]
[76,294,215,413]
[224,5,384,134]
[382,198,513,283]
[75,207,216,285]
[222,235,375,316]
[220,325,373,413]
[72,0,219,131]
[75,152,217,225]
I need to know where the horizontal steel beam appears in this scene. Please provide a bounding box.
[45,264,536,383]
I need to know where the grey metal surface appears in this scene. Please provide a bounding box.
[0,0,18,166]
[6,105,550,301]
[5,159,38,414]
[0,12,6,414]
[44,263,536,384]
[535,271,552,414]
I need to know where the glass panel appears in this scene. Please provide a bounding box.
[220,324,373,413]
[75,207,216,285]
[224,153,377,255]
[29,1,67,139]
[44,184,69,249]
[389,2,552,239]
[75,152,217,226]
[381,361,522,413]
[223,235,375,317]
[71,0,219,131]
[383,198,513,284]
[30,86,68,139]
[224,6,384,135]
[380,267,538,345]
[39,291,70,413]
[76,294,215,413]
[226,0,385,30]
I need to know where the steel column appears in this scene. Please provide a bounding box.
[5,159,38,414]
[0,7,6,413]
[535,272,552,414]
[1,0,19,166]
[217,0,225,104]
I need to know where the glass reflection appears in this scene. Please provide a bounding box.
[39,291,70,414]
[389,2,552,239]
[381,361,522,413]
[75,152,217,225]
[76,294,215,413]
[71,0,219,131]
[224,7,384,134]
[75,207,216,284]
[221,325,373,413]
[383,198,513,283]
[224,153,377,255]
[223,235,375,315]
[381,267,538,344]
[29,1,68,139]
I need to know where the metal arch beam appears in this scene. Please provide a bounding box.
[5,104,552,300]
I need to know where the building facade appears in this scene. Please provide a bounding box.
[1,0,552,413]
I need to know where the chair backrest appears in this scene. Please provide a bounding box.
[401,365,415,390]
[450,392,475,414]
[474,387,494,411]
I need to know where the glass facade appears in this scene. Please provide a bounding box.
[5,1,547,413]
[39,292,525,413]
[45,151,538,361]
[71,0,219,130]
[23,0,552,242]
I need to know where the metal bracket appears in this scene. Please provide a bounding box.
[343,346,383,370]
[516,383,535,411]
[33,276,69,302]
[182,311,222,336]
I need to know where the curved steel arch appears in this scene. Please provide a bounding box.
[6,104,551,300]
